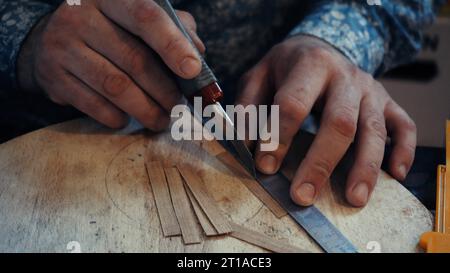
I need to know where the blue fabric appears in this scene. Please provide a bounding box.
[0,0,444,92]
[289,0,443,75]
[0,0,54,90]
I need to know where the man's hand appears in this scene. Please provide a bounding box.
[17,0,205,130]
[237,35,416,207]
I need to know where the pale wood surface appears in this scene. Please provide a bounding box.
[0,118,433,253]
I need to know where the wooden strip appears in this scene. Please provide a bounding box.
[185,185,218,236]
[177,165,233,235]
[165,167,202,244]
[216,152,252,179]
[145,161,181,237]
[200,140,227,157]
[217,152,287,218]
[229,222,308,253]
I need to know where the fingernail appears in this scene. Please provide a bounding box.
[398,164,407,180]
[352,183,369,206]
[295,183,316,205]
[258,154,277,174]
[180,57,201,78]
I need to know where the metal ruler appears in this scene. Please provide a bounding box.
[257,171,357,253]
[220,133,358,253]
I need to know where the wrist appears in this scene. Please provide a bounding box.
[282,35,354,69]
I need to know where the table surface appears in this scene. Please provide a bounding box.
[0,118,433,253]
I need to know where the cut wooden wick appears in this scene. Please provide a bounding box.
[216,152,287,218]
[177,165,233,235]
[185,185,218,237]
[145,161,181,237]
[229,222,308,253]
[164,167,202,244]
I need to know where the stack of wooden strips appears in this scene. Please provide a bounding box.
[144,161,307,253]
[195,138,287,218]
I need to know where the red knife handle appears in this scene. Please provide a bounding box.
[188,82,224,106]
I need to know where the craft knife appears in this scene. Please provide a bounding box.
[155,0,256,177]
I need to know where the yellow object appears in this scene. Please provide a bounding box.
[420,121,450,253]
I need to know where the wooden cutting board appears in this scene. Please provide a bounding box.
[0,118,433,252]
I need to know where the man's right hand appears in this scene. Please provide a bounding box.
[17,0,205,130]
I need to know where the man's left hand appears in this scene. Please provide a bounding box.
[236,35,417,207]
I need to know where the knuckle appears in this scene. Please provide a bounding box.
[403,117,417,133]
[361,71,374,82]
[338,65,360,83]
[346,64,360,79]
[122,44,146,75]
[365,115,387,141]
[372,81,389,97]
[401,142,417,154]
[363,161,381,180]
[388,101,417,133]
[310,158,333,181]
[52,6,78,26]
[373,81,386,92]
[85,11,100,29]
[308,47,332,62]
[329,108,357,140]
[39,29,64,52]
[163,36,185,57]
[274,92,309,123]
[44,36,65,52]
[133,1,162,28]
[102,74,131,98]
[357,72,376,91]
